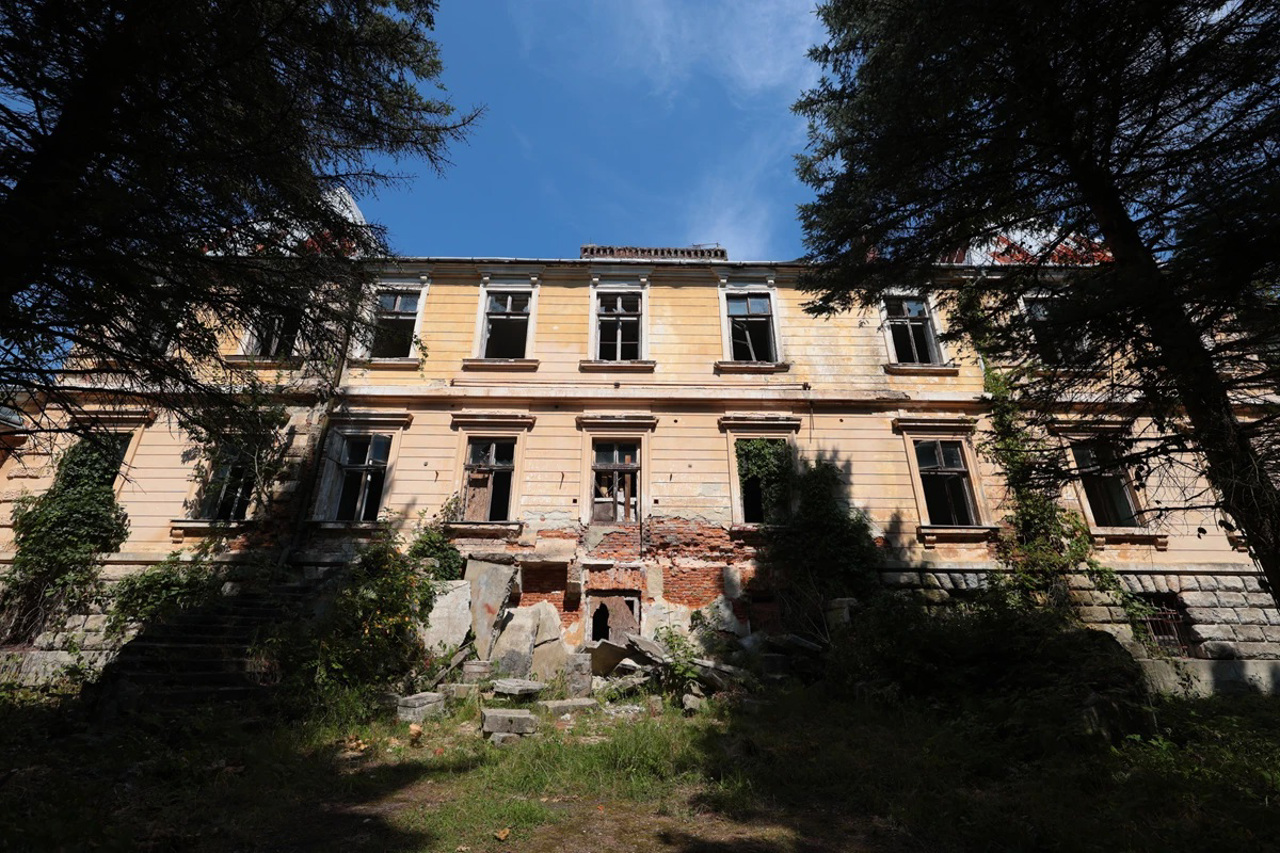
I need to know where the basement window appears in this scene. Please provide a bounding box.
[1072,440,1142,527]
[726,293,776,362]
[592,441,640,523]
[333,433,390,522]
[1132,592,1200,657]
[914,439,977,526]
[482,291,531,359]
[370,290,420,358]
[463,438,516,522]
[597,292,642,361]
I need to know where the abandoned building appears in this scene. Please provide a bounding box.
[1,244,1276,691]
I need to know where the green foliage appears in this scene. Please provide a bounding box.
[263,525,436,714]
[0,439,129,642]
[734,438,792,524]
[653,626,701,695]
[406,509,464,582]
[106,551,221,637]
[760,460,882,633]
[825,594,1149,753]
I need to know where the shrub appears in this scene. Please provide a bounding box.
[0,439,129,642]
[106,551,221,637]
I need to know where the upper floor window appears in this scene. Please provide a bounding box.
[370,290,420,359]
[884,297,941,365]
[245,310,301,359]
[592,440,640,523]
[462,437,516,522]
[482,291,531,358]
[1023,296,1088,365]
[332,433,390,522]
[914,438,977,525]
[596,292,642,361]
[1071,440,1141,527]
[726,293,776,362]
[199,446,255,521]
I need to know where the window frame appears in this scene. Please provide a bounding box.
[589,279,650,363]
[472,275,540,361]
[577,418,654,526]
[880,292,947,366]
[718,279,784,365]
[461,436,519,522]
[195,443,258,522]
[241,309,302,361]
[896,417,994,545]
[449,413,533,530]
[590,439,644,524]
[1069,439,1146,529]
[362,278,427,362]
[1018,293,1091,367]
[721,415,802,527]
[313,416,409,523]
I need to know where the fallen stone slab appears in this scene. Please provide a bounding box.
[466,560,519,660]
[489,732,522,747]
[566,653,592,698]
[419,580,471,651]
[536,698,598,714]
[492,678,546,698]
[624,632,671,664]
[397,692,445,722]
[490,607,538,678]
[682,694,706,714]
[482,708,539,735]
[589,639,630,676]
[440,683,479,700]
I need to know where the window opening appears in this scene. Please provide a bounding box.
[915,439,977,525]
[589,594,641,642]
[884,297,940,364]
[597,292,642,361]
[592,441,640,523]
[726,293,776,362]
[370,290,419,358]
[1072,441,1141,527]
[1024,297,1087,365]
[200,446,255,521]
[334,433,390,521]
[247,310,301,359]
[735,437,790,524]
[463,438,516,522]
[1132,593,1199,657]
[482,291,530,358]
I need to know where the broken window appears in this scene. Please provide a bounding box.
[884,297,940,364]
[1072,440,1142,527]
[370,290,419,358]
[1024,297,1088,365]
[199,445,256,521]
[915,439,977,526]
[596,292,642,361]
[246,309,301,359]
[589,595,640,642]
[726,293,776,362]
[1131,593,1199,657]
[333,433,390,522]
[592,441,640,523]
[482,291,530,359]
[463,438,516,522]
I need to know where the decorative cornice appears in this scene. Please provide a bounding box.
[450,412,536,431]
[1047,418,1134,436]
[329,409,413,429]
[575,414,659,431]
[70,407,156,427]
[892,415,977,433]
[718,414,802,433]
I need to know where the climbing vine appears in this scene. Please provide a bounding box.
[0,439,130,643]
[735,438,793,524]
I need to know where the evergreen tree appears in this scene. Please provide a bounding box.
[796,1,1280,602]
[0,0,475,441]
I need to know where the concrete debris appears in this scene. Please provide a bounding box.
[536,698,598,714]
[440,683,478,700]
[624,632,671,664]
[481,708,539,735]
[419,580,471,651]
[682,693,706,714]
[589,639,630,676]
[461,660,492,684]
[466,560,519,660]
[396,692,445,722]
[565,653,592,698]
[491,678,546,698]
[766,634,825,656]
[489,732,522,747]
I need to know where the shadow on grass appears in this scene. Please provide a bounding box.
[670,669,1280,853]
[0,689,486,852]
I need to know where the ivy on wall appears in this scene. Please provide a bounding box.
[1,439,130,642]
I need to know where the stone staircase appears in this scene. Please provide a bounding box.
[91,578,322,714]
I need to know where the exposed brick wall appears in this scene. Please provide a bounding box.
[663,563,726,608]
[585,565,646,592]
[588,525,644,562]
[644,518,758,563]
[519,565,580,628]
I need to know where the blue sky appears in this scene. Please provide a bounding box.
[359,1,824,262]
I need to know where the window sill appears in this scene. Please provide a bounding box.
[349,357,421,370]
[461,358,540,372]
[1090,528,1169,551]
[714,361,791,375]
[309,520,384,535]
[916,524,1000,548]
[883,363,960,376]
[444,521,523,541]
[224,354,303,369]
[579,360,656,373]
[169,519,251,543]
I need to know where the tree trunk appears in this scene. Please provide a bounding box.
[1071,158,1280,606]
